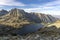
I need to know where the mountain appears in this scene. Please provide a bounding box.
[0,8,30,28]
[53,15,60,19]
[0,8,59,38]
[0,9,8,16]
[0,8,57,27]
[0,8,60,40]
[0,8,57,28]
[28,13,57,23]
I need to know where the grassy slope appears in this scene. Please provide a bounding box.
[47,20,60,28]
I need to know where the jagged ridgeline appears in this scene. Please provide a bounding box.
[0,9,8,16]
[0,8,57,28]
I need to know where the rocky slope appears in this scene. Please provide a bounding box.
[0,8,30,28]
[0,25,60,40]
[29,12,57,23]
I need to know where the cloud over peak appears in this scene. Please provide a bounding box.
[0,0,26,7]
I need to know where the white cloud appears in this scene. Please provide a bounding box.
[44,0,60,7]
[39,10,60,15]
[0,0,60,15]
[24,0,60,15]
[0,0,26,6]
[24,8,60,15]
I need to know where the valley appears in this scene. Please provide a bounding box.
[0,8,60,40]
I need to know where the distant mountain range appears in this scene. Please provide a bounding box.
[0,8,58,28]
[53,15,60,19]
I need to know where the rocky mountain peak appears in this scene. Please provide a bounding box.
[9,8,25,17]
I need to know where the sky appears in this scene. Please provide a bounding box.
[0,0,60,15]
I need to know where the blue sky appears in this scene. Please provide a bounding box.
[0,0,60,15]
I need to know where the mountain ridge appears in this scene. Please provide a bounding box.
[0,8,58,28]
[0,9,8,16]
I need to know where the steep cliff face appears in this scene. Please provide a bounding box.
[26,12,57,23]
